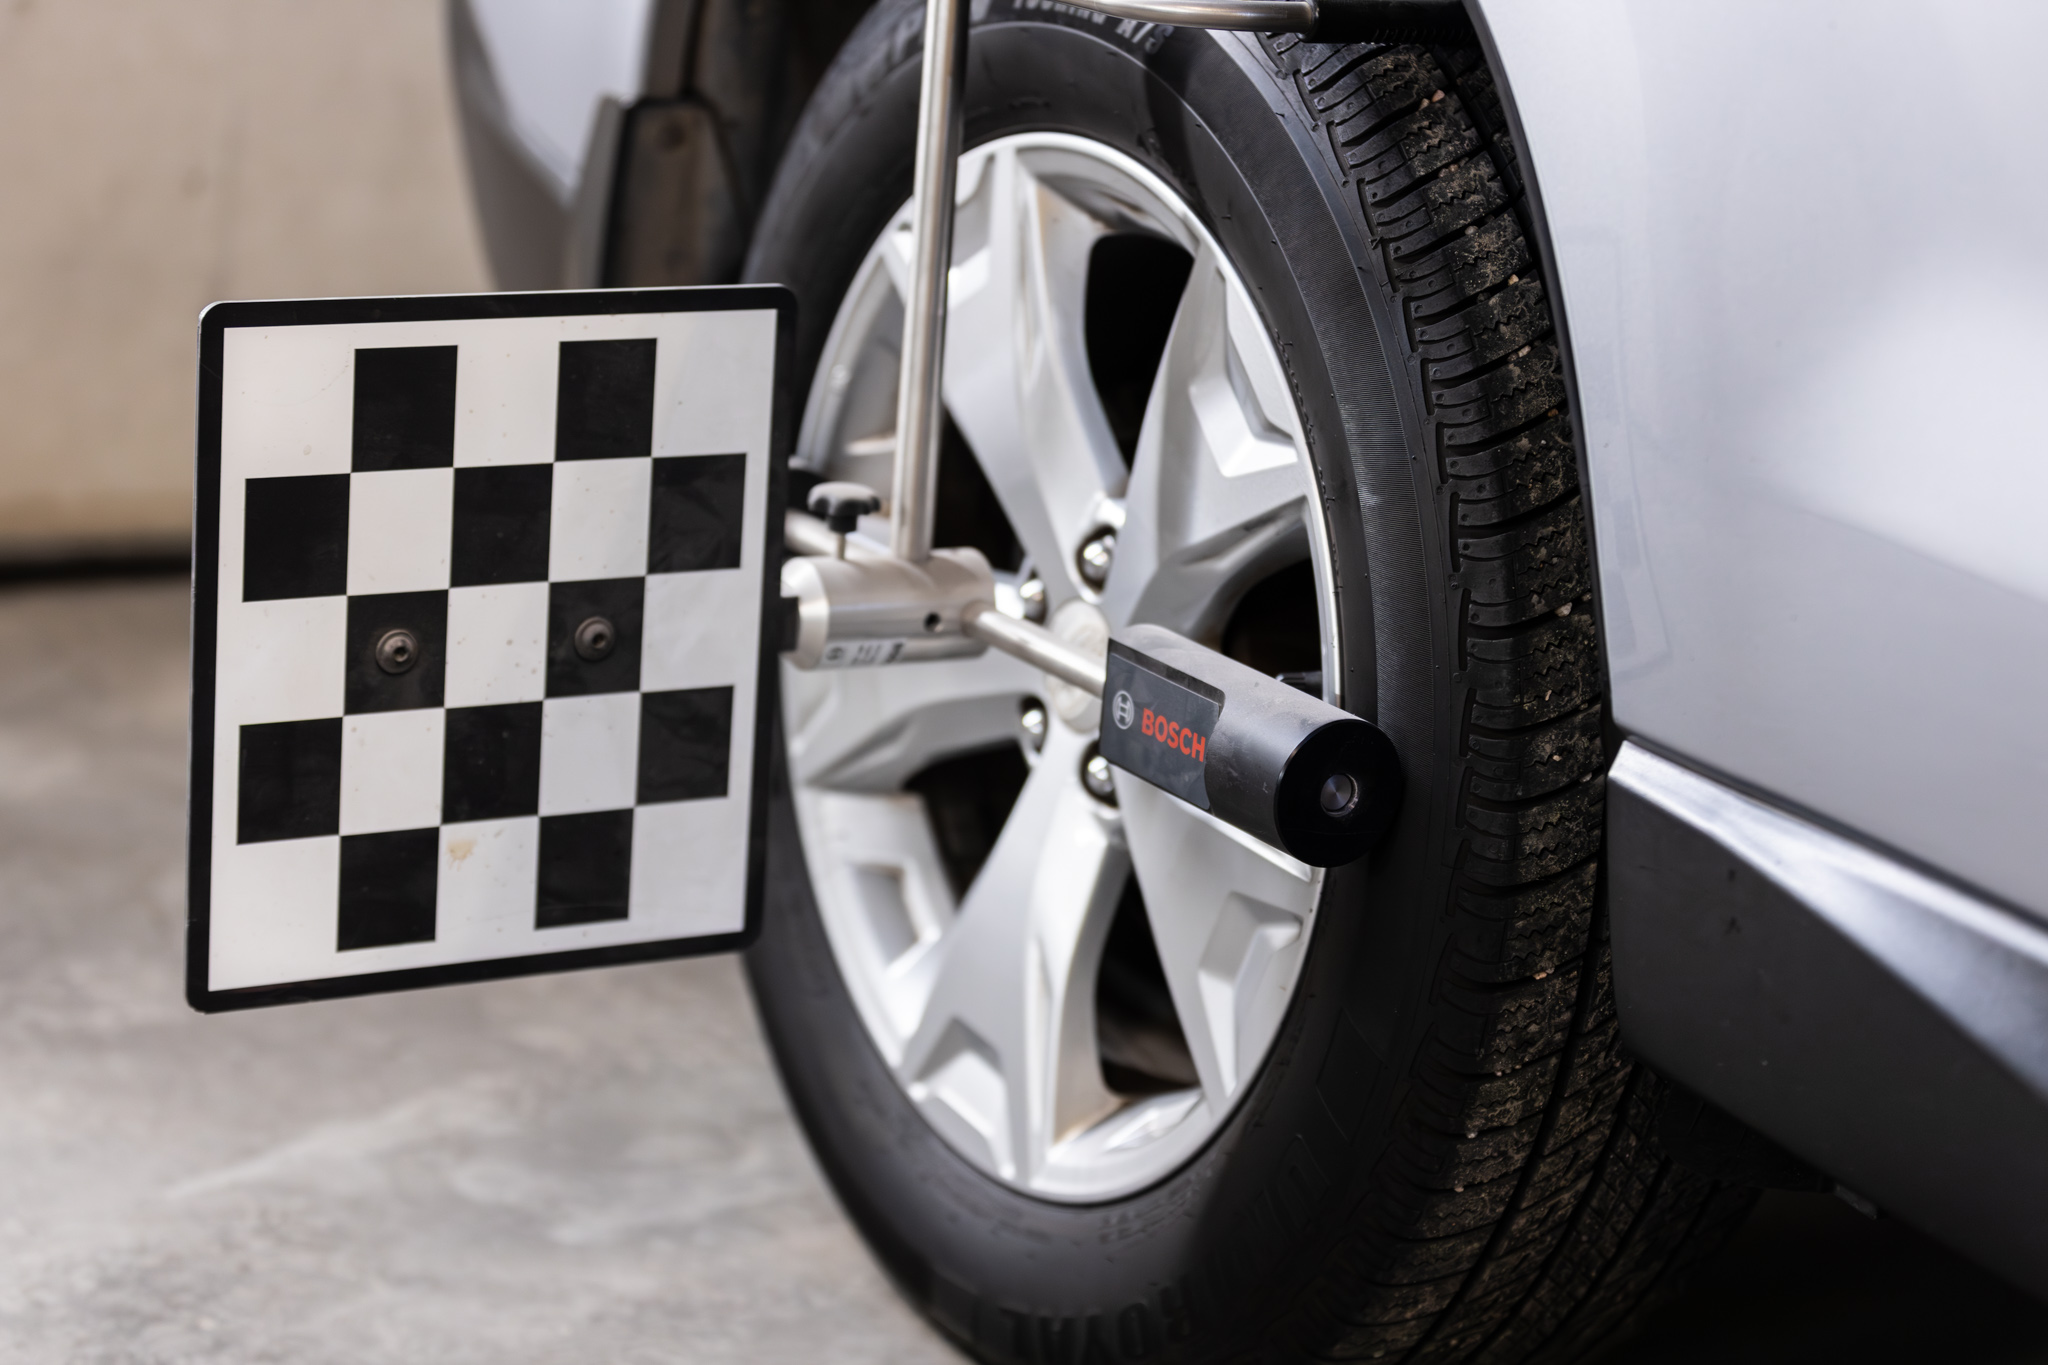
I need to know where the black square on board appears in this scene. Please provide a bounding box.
[243,475,349,601]
[237,718,342,844]
[443,702,543,823]
[638,687,733,804]
[649,454,746,573]
[536,810,632,927]
[556,338,655,462]
[345,591,448,714]
[546,578,644,696]
[451,464,552,586]
[352,346,457,471]
[338,828,439,950]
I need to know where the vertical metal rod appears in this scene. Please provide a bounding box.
[889,0,970,564]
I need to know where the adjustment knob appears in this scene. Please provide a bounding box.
[808,481,882,535]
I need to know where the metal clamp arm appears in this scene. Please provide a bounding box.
[962,600,1105,695]
[783,509,1104,687]
[1050,0,1469,38]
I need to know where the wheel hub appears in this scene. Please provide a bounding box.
[1045,598,1107,733]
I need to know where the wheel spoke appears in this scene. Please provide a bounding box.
[1116,772,1319,1110]
[782,648,1042,792]
[896,725,1125,1182]
[938,146,1128,596]
[1099,248,1313,636]
[796,787,961,1049]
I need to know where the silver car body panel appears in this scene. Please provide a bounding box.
[465,0,654,202]
[1479,0,2048,923]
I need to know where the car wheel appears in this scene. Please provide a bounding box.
[741,6,1756,1359]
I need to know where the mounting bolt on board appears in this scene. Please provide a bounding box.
[373,628,418,675]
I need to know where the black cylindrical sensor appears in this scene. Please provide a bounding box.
[1098,625,1402,867]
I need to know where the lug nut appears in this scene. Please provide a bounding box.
[573,615,616,662]
[1018,575,1048,624]
[1019,699,1048,753]
[374,628,419,675]
[1082,745,1117,804]
[1076,529,1116,590]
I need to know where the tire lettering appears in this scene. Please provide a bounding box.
[1118,1303,1158,1358]
[1035,1315,1079,1364]
[1157,1281,1196,1343]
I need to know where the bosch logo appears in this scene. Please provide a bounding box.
[1097,642,1224,813]
[1141,707,1206,763]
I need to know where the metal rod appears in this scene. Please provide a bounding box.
[889,0,971,564]
[1056,0,1313,29]
[963,601,1106,696]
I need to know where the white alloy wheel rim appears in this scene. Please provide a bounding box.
[784,133,1343,1201]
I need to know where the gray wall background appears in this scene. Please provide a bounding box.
[0,0,490,560]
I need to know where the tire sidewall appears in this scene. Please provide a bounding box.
[743,10,1457,1357]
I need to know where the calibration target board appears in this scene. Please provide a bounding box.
[188,287,792,1012]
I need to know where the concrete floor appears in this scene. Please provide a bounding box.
[0,578,953,1363]
[0,576,2040,1363]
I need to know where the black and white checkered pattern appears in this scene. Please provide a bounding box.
[203,304,777,995]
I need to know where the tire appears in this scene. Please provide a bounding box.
[742,7,1756,1361]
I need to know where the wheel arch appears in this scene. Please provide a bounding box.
[451,0,876,291]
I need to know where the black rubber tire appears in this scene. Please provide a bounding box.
[742,8,1756,1361]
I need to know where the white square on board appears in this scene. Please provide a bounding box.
[642,570,756,691]
[540,693,640,815]
[216,596,348,725]
[437,817,540,948]
[453,338,557,467]
[649,309,778,456]
[218,326,356,479]
[630,800,746,935]
[208,835,341,991]
[347,468,454,596]
[340,709,445,835]
[550,459,651,581]
[445,583,549,707]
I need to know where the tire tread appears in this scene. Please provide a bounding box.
[1260,33,1752,1365]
